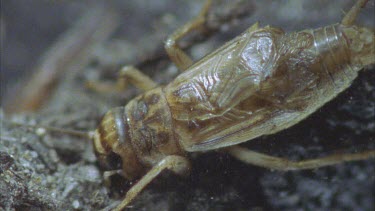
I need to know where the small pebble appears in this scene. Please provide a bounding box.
[72,200,80,209]
[35,127,46,136]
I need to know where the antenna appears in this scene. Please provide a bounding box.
[9,121,94,140]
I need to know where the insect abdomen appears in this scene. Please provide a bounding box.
[310,24,359,96]
[163,23,371,151]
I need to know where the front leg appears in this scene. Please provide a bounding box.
[113,155,190,211]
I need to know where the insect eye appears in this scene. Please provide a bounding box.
[106,152,123,170]
[97,151,123,171]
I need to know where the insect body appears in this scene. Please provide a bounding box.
[88,0,375,210]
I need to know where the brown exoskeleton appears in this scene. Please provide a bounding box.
[20,0,375,210]
[87,0,375,210]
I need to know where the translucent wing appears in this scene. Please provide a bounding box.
[165,28,317,151]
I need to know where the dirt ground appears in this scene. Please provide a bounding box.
[1,0,374,210]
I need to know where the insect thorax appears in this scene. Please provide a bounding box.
[125,87,184,168]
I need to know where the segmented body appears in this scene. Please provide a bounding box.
[125,24,361,155]
[95,19,373,179]
[88,2,374,210]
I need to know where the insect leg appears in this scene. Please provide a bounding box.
[117,66,158,91]
[113,155,190,211]
[165,0,212,71]
[85,66,158,93]
[225,146,375,171]
[341,0,368,26]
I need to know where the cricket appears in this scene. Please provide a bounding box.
[7,0,375,210]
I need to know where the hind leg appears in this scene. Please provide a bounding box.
[225,145,375,171]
